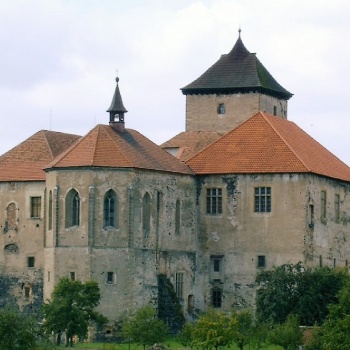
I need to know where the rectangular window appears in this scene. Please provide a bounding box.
[321,191,326,219]
[30,196,41,218]
[24,286,30,298]
[213,259,221,272]
[254,187,271,213]
[70,272,76,281]
[308,204,314,227]
[107,272,114,284]
[212,289,222,308]
[175,273,184,299]
[257,255,266,268]
[27,256,35,268]
[206,188,222,215]
[335,194,340,220]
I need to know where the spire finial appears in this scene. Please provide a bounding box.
[238,27,241,37]
[116,69,119,85]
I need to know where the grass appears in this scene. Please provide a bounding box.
[46,340,284,350]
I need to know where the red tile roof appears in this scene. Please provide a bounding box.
[0,130,81,182]
[161,131,222,161]
[47,125,193,175]
[186,112,350,182]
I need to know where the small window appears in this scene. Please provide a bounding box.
[335,194,340,220]
[48,271,51,282]
[217,103,226,115]
[254,187,271,213]
[48,191,53,230]
[257,255,266,268]
[273,106,277,116]
[30,197,41,218]
[206,188,222,215]
[27,256,35,268]
[212,289,222,308]
[333,258,336,268]
[308,204,314,227]
[107,272,115,284]
[175,200,181,235]
[24,286,31,298]
[175,272,184,299]
[319,255,323,267]
[321,190,327,220]
[70,272,76,281]
[213,259,221,272]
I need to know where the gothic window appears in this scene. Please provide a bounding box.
[48,191,53,230]
[217,103,226,114]
[175,199,180,235]
[30,196,41,218]
[142,192,151,235]
[321,190,326,220]
[254,187,271,213]
[104,190,118,229]
[65,189,80,228]
[175,272,184,299]
[206,188,222,215]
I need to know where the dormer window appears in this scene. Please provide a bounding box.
[217,103,226,115]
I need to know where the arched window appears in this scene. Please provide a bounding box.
[65,189,80,228]
[104,190,118,229]
[48,190,53,230]
[142,192,151,235]
[175,199,180,235]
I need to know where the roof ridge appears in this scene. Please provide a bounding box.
[91,125,102,165]
[42,131,54,159]
[45,132,86,169]
[104,126,135,166]
[261,112,310,171]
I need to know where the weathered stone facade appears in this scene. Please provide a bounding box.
[1,33,350,333]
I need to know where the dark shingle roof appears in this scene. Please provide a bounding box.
[181,35,293,100]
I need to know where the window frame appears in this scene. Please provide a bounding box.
[106,271,115,284]
[206,188,222,215]
[257,255,266,268]
[212,288,222,308]
[335,193,340,220]
[104,190,118,229]
[30,196,42,219]
[321,190,327,220]
[175,272,184,300]
[254,187,271,213]
[217,103,226,115]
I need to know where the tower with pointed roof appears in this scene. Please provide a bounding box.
[107,77,128,132]
[181,30,293,134]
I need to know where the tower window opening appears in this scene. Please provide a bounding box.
[217,103,226,115]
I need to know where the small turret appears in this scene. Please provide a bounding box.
[107,77,128,132]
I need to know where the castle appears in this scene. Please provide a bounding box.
[1,32,350,327]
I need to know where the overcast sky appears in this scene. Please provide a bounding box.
[1,0,350,165]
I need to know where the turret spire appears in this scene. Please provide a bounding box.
[107,76,128,131]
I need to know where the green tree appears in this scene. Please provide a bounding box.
[0,307,37,350]
[256,263,349,325]
[267,314,303,350]
[231,310,254,350]
[178,322,195,349]
[42,277,107,347]
[191,308,235,350]
[122,305,168,350]
[310,281,350,350]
